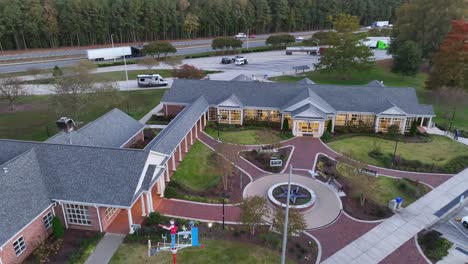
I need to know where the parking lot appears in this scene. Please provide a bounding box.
[433,205,468,248]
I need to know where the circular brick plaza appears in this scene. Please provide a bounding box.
[243,173,342,229]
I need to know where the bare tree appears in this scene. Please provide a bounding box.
[431,87,468,131]
[51,62,119,120]
[26,67,42,80]
[240,196,269,235]
[163,56,183,69]
[0,77,26,110]
[137,57,160,73]
[273,206,306,236]
[213,143,243,192]
[336,151,372,206]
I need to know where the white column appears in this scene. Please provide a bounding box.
[401,118,407,134]
[178,144,182,161]
[61,203,68,229]
[331,118,335,132]
[159,177,165,197]
[190,130,193,145]
[172,155,176,171]
[195,122,198,138]
[204,112,207,126]
[420,117,424,126]
[240,109,244,125]
[184,136,188,152]
[127,209,134,234]
[374,117,379,132]
[292,120,297,136]
[428,117,432,128]
[140,195,146,216]
[280,113,284,129]
[165,167,170,181]
[95,206,103,232]
[147,192,154,213]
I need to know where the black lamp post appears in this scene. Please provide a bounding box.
[221,193,229,230]
[216,114,221,141]
[392,138,399,166]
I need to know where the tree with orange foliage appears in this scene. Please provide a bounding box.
[426,20,468,91]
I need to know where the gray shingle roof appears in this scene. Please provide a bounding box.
[281,87,336,114]
[0,140,149,207]
[218,94,244,107]
[47,108,144,148]
[0,149,51,247]
[297,78,316,85]
[162,79,434,116]
[291,104,327,119]
[146,96,209,155]
[231,74,254,82]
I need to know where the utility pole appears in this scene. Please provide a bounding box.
[111,34,116,62]
[123,48,129,91]
[281,165,293,264]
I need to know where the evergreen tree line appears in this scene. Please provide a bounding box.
[0,0,403,51]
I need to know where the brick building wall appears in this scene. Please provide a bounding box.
[0,207,53,264]
[122,130,144,148]
[54,204,101,232]
[164,104,185,117]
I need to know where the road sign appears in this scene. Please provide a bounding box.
[270,159,282,167]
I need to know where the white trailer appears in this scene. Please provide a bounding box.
[285,46,319,55]
[86,47,132,61]
[372,21,389,28]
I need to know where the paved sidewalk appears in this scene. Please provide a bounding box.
[139,103,163,124]
[84,233,125,264]
[427,126,468,146]
[322,168,468,264]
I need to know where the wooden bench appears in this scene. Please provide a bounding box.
[328,178,343,192]
[360,168,378,177]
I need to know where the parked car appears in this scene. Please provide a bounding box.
[137,74,168,87]
[231,55,244,62]
[235,32,247,39]
[249,34,256,39]
[221,57,231,64]
[235,58,248,65]
[295,36,304,41]
[462,215,468,228]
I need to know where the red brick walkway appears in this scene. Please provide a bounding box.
[306,213,379,261]
[380,237,428,264]
[153,197,240,223]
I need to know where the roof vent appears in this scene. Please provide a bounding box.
[3,167,8,174]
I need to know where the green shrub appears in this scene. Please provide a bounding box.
[409,120,418,137]
[418,230,452,262]
[397,179,418,198]
[97,60,137,67]
[52,217,64,238]
[52,66,63,77]
[282,118,289,131]
[442,155,468,173]
[164,181,179,198]
[321,131,333,142]
[327,121,333,133]
[146,212,167,226]
[258,232,282,251]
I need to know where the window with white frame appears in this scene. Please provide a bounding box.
[65,204,91,226]
[13,236,26,256]
[335,114,346,126]
[43,211,53,229]
[105,207,118,221]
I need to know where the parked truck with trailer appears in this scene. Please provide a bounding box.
[86,46,141,61]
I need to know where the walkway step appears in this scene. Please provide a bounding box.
[84,233,125,264]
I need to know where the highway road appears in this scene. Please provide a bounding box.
[0,31,316,73]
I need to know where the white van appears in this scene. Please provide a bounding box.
[235,58,248,65]
[137,74,168,87]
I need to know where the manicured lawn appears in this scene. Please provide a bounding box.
[110,240,294,264]
[337,163,431,206]
[204,126,291,145]
[172,141,221,191]
[0,89,166,141]
[270,62,468,131]
[327,135,468,168]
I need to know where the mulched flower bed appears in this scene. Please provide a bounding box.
[240,146,293,173]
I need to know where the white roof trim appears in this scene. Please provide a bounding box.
[379,106,407,116]
[217,98,241,107]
